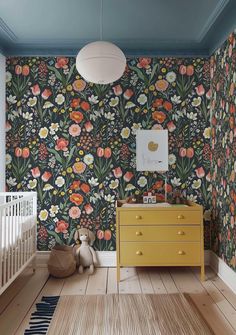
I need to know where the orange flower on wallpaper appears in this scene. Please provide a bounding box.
[55,138,69,151]
[71,98,80,108]
[55,220,69,233]
[73,162,86,174]
[155,79,169,92]
[152,111,166,123]
[72,79,86,92]
[70,180,81,190]
[70,193,84,206]
[80,101,90,111]
[153,98,163,108]
[70,111,84,123]
[55,57,69,68]
[80,183,90,193]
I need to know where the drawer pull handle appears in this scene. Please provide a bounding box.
[177,215,184,219]
[136,251,143,256]
[136,215,142,220]
[178,250,185,255]
[136,231,142,236]
[177,231,185,235]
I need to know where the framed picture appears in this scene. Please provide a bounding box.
[136,130,168,171]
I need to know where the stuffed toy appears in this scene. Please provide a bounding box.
[74,228,97,274]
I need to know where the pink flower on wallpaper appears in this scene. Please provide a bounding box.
[69,124,81,137]
[55,138,69,151]
[179,65,186,75]
[55,220,69,233]
[31,84,40,96]
[84,121,93,132]
[123,171,133,182]
[42,88,52,100]
[195,167,205,178]
[113,167,122,178]
[137,57,151,69]
[167,121,176,132]
[186,148,194,158]
[42,171,52,182]
[69,206,81,219]
[123,89,134,99]
[179,147,186,157]
[72,79,86,92]
[113,84,123,96]
[186,65,194,76]
[31,167,41,178]
[195,84,205,96]
[55,57,69,69]
[22,147,30,158]
[84,204,93,214]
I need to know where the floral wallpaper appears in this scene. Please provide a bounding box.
[211,31,236,271]
[6,56,211,251]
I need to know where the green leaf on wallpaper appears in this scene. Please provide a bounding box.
[47,148,63,164]
[129,66,147,83]
[47,230,63,245]
[149,63,159,83]
[47,66,64,84]
[67,146,76,164]
[67,228,76,245]
[66,64,76,84]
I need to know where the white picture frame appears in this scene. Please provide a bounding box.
[136,130,168,171]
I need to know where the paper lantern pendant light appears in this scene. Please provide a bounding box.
[76,41,126,85]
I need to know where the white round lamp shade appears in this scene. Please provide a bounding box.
[76,41,126,84]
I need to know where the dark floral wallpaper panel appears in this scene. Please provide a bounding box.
[6,56,211,251]
[211,31,236,271]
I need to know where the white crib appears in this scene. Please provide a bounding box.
[0,192,37,295]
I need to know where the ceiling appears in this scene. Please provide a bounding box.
[0,0,235,57]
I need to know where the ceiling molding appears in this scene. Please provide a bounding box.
[0,17,17,42]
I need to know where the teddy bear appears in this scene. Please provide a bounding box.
[74,228,97,274]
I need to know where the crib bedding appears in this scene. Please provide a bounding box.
[0,216,35,249]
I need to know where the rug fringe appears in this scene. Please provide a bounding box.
[24,296,60,335]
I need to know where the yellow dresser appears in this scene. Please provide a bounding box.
[116,200,205,281]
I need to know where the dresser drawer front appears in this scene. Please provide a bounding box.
[119,210,200,225]
[120,242,201,266]
[119,226,201,242]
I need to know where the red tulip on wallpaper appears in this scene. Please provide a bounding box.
[113,84,123,96]
[31,167,41,178]
[113,167,122,178]
[123,171,133,182]
[104,230,112,241]
[41,88,52,100]
[15,65,22,75]
[15,147,22,157]
[31,84,41,96]
[167,121,176,132]
[104,147,111,158]
[42,171,52,182]
[186,148,194,158]
[163,101,172,111]
[179,65,186,75]
[84,204,93,214]
[84,121,93,132]
[195,167,205,178]
[195,84,205,96]
[123,88,134,99]
[22,65,30,76]
[97,230,104,240]
[179,147,186,157]
[97,147,104,157]
[55,220,69,233]
[55,138,69,151]
[22,147,30,158]
[186,65,194,76]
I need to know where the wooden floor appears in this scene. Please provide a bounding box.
[0,266,236,335]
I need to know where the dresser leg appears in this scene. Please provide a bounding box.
[200,265,205,281]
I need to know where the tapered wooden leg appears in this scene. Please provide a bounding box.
[200,265,205,281]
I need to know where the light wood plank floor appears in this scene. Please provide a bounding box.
[0,266,236,335]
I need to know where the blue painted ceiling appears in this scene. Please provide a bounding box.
[0,0,235,56]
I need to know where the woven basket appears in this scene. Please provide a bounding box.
[47,245,76,278]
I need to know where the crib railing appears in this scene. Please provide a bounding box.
[0,192,37,295]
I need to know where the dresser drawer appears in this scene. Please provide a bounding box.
[119,226,201,242]
[120,242,201,266]
[119,210,200,225]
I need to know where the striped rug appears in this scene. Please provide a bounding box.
[25,294,214,335]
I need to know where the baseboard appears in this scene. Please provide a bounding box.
[36,250,210,267]
[209,250,236,294]
[36,251,116,268]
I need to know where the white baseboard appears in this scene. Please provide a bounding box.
[37,250,210,267]
[209,250,236,294]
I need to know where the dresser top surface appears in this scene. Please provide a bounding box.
[116,200,202,211]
